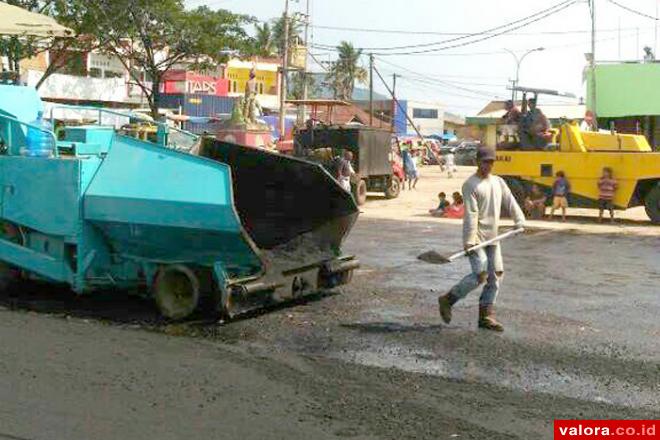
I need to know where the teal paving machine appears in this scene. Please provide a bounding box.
[0,84,359,319]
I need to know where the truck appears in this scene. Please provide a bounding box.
[491,88,660,223]
[295,125,401,205]
[0,83,359,319]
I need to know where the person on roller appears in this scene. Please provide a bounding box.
[438,146,525,332]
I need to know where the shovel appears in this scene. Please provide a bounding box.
[417,228,524,265]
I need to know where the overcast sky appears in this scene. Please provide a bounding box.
[186,0,659,115]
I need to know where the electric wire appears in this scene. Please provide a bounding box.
[312,0,577,54]
[606,0,658,21]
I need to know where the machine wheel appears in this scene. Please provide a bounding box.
[354,179,368,205]
[153,265,200,320]
[644,183,660,224]
[506,177,527,207]
[385,176,401,199]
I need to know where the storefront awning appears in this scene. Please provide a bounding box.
[0,2,73,38]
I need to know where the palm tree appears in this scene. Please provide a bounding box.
[253,22,274,57]
[271,14,303,56]
[327,41,367,100]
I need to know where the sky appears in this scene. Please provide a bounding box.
[186,0,659,115]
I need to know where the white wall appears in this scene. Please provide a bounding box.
[23,70,147,104]
[406,100,445,136]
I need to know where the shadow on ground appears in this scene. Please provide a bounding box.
[0,280,337,329]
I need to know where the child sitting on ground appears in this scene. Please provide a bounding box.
[524,184,547,219]
[429,192,450,217]
[597,167,618,223]
[442,192,465,219]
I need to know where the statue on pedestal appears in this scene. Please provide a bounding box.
[242,68,262,127]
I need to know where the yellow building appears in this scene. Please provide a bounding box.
[224,58,279,97]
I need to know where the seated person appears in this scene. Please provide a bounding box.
[429,192,450,217]
[524,184,547,219]
[442,192,465,219]
[520,98,551,150]
[500,100,522,146]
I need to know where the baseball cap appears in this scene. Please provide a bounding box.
[476,146,496,162]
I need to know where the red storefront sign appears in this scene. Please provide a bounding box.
[161,70,229,96]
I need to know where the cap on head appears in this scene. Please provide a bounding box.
[476,146,496,162]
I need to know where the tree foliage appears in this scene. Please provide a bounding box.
[84,0,252,117]
[247,14,303,58]
[326,41,367,100]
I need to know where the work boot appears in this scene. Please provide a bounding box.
[478,305,504,332]
[438,293,458,324]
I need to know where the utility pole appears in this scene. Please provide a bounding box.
[590,0,597,122]
[298,0,311,125]
[279,0,290,143]
[653,0,660,55]
[391,73,397,133]
[369,53,374,126]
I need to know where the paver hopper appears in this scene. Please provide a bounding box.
[0,84,359,319]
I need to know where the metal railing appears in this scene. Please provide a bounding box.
[47,104,199,151]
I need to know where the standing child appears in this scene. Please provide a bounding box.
[550,171,570,221]
[597,167,618,223]
[444,150,457,178]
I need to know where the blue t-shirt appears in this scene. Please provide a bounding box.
[553,177,570,196]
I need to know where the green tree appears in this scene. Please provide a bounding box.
[0,0,99,87]
[270,14,303,56]
[86,0,251,117]
[327,41,367,100]
[252,22,274,57]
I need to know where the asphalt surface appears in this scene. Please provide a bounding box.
[1,215,659,439]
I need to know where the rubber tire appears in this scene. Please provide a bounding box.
[153,265,200,320]
[385,176,401,199]
[354,179,368,206]
[644,183,660,224]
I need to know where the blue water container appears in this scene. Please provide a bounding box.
[23,111,54,157]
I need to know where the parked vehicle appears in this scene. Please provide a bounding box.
[295,126,401,205]
[454,141,480,166]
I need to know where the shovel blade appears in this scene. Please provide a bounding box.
[417,250,451,265]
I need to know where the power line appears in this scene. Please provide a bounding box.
[312,25,654,59]
[310,23,643,37]
[308,52,329,72]
[606,0,658,21]
[312,0,576,53]
[377,2,578,56]
[376,57,508,80]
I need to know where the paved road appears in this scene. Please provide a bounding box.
[1,215,658,439]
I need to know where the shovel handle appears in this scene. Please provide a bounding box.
[446,228,524,262]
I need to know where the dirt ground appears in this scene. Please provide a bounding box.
[1,165,658,440]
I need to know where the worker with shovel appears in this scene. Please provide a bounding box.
[437,146,525,332]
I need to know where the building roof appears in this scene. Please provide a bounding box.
[444,111,466,125]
